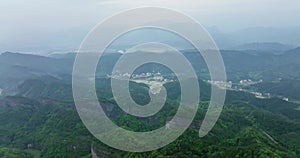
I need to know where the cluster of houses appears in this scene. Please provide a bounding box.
[207,80,232,89]
[239,79,263,85]
[207,79,289,102]
[111,72,174,83]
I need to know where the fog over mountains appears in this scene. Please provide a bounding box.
[1,26,300,54]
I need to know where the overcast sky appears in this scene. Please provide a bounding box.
[1,0,300,53]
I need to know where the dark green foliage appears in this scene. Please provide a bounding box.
[0,50,300,157]
[0,85,300,157]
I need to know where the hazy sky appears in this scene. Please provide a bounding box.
[1,0,300,53]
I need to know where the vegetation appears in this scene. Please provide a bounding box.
[0,77,299,157]
[0,48,300,157]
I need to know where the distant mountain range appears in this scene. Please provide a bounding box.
[233,42,296,53]
[0,45,300,100]
[1,45,300,88]
[2,26,300,53]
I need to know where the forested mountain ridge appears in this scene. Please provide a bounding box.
[0,75,299,157]
[0,47,299,157]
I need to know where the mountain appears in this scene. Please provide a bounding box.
[230,27,300,46]
[207,27,300,50]
[284,47,300,54]
[3,48,300,92]
[0,52,73,91]
[234,42,296,54]
[0,77,299,157]
[0,49,299,157]
[252,79,300,100]
[16,77,73,101]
